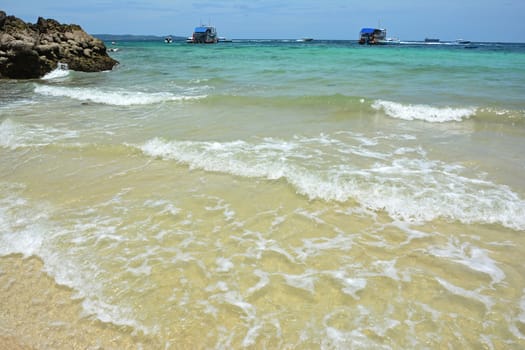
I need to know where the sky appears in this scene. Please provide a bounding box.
[2,1,525,42]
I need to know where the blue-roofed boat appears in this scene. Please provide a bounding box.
[358,27,388,45]
[188,25,218,44]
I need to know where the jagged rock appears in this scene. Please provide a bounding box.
[0,11,118,79]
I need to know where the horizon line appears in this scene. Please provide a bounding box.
[93,34,524,44]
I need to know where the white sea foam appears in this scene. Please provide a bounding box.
[205,281,229,293]
[429,239,505,285]
[520,289,525,324]
[510,291,525,339]
[0,118,78,149]
[0,184,46,258]
[34,85,206,106]
[0,119,24,149]
[216,257,234,272]
[144,199,181,216]
[387,221,430,245]
[436,277,495,310]
[371,260,402,281]
[0,185,144,330]
[211,290,256,318]
[0,183,156,335]
[126,259,152,277]
[81,298,155,335]
[281,271,317,293]
[138,136,525,230]
[0,99,36,111]
[322,307,394,349]
[204,197,236,222]
[328,270,367,299]
[293,234,355,262]
[246,269,270,296]
[372,100,477,122]
[41,64,70,80]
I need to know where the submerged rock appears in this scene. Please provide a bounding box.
[0,11,118,79]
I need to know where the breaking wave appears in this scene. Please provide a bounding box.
[34,85,206,106]
[372,100,477,122]
[138,136,525,231]
[0,118,78,149]
[41,64,70,80]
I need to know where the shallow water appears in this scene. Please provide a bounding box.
[1,40,525,349]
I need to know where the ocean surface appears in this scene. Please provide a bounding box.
[1,39,525,349]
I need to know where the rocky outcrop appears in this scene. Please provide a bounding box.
[0,11,118,79]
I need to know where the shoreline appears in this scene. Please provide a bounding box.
[0,255,156,349]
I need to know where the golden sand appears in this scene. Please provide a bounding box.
[0,255,160,350]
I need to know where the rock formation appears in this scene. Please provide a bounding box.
[0,11,118,79]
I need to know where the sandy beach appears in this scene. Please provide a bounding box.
[0,255,151,349]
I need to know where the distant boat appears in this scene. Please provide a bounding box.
[164,36,173,44]
[424,38,440,43]
[455,39,471,44]
[378,37,400,45]
[188,25,218,44]
[218,37,233,43]
[296,38,313,42]
[359,28,395,45]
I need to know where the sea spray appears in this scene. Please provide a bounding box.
[41,63,70,80]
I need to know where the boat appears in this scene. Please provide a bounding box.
[296,38,313,42]
[377,37,400,45]
[189,25,218,44]
[358,28,387,45]
[455,39,471,44]
[424,38,440,43]
[218,37,233,43]
[164,36,173,44]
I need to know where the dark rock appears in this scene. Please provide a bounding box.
[0,11,118,79]
[5,47,41,78]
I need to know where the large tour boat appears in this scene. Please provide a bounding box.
[188,25,218,44]
[358,27,387,45]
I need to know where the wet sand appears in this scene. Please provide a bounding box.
[0,255,158,349]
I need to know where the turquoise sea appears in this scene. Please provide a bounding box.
[1,40,525,348]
